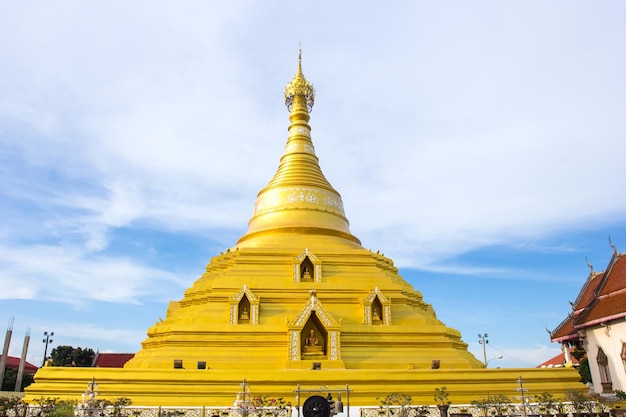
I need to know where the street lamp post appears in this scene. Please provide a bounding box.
[42,331,54,366]
[478,333,488,367]
[487,355,504,368]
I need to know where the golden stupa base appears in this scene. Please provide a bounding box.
[26,365,583,407]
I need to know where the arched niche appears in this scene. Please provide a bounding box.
[230,285,260,325]
[293,248,322,283]
[301,312,327,358]
[238,295,251,324]
[363,287,392,325]
[288,290,341,361]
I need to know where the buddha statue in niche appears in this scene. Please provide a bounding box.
[302,329,324,356]
[372,306,382,324]
[301,265,313,281]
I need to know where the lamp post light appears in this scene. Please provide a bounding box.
[42,331,54,366]
[478,333,488,367]
[487,355,504,368]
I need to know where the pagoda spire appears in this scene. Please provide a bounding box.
[284,48,315,112]
[237,51,360,247]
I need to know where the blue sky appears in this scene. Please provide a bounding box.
[1,1,625,369]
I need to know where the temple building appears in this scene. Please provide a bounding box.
[26,53,583,406]
[551,244,626,394]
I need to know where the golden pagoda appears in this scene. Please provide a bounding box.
[26,52,583,406]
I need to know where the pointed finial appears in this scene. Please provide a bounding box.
[585,256,594,274]
[609,236,618,256]
[285,48,315,111]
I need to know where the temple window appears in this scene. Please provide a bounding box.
[596,347,613,392]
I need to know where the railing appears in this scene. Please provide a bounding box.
[12,406,292,417]
[359,403,609,417]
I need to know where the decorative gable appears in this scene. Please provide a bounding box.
[287,290,341,361]
[364,287,392,325]
[229,285,260,325]
[293,248,322,283]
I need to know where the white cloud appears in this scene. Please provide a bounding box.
[2,3,622,271]
[0,243,188,304]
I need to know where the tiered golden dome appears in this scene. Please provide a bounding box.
[239,51,359,247]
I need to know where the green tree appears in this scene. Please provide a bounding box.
[49,345,95,367]
[1,367,35,391]
[73,347,95,367]
[49,346,74,366]
[577,357,592,384]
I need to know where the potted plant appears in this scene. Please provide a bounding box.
[612,390,626,417]
[535,392,556,417]
[471,398,490,417]
[591,393,612,417]
[434,387,450,417]
[415,405,431,417]
[252,396,291,417]
[553,398,568,417]
[566,390,595,417]
[487,394,511,417]
[378,393,413,417]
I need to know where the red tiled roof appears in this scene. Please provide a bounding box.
[0,355,38,374]
[551,313,577,341]
[551,252,626,341]
[580,293,626,324]
[93,353,135,368]
[573,271,604,312]
[575,254,626,326]
[537,349,580,368]
[597,255,626,296]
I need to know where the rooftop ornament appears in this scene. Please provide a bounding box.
[285,49,315,112]
[76,377,106,417]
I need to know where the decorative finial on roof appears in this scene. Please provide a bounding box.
[609,236,618,256]
[585,256,595,275]
[285,48,315,112]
